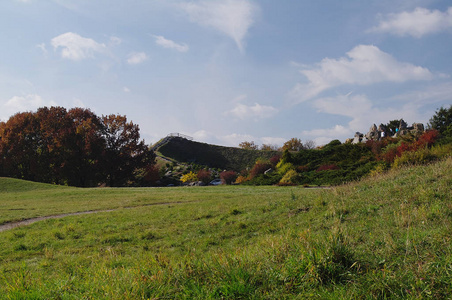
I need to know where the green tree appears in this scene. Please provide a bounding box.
[429,106,452,134]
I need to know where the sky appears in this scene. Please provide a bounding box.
[1,0,451,147]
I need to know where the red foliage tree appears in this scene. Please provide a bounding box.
[239,141,258,150]
[0,112,40,180]
[0,106,155,187]
[101,114,155,187]
[64,108,105,186]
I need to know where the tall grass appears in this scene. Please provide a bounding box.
[0,157,451,298]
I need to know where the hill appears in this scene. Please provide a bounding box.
[0,177,64,193]
[1,157,451,298]
[155,136,279,171]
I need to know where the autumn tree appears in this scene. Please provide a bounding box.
[63,108,105,186]
[282,138,304,152]
[101,114,155,187]
[260,144,279,151]
[35,106,73,184]
[0,107,156,187]
[239,141,258,150]
[0,112,40,181]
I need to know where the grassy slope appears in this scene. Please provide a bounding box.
[157,137,279,171]
[0,177,64,193]
[0,157,451,299]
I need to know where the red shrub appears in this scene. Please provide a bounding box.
[197,169,212,184]
[143,165,160,184]
[220,170,238,185]
[269,155,281,167]
[416,129,439,148]
[383,148,398,164]
[249,163,272,179]
[396,142,413,156]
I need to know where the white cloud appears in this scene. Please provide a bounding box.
[51,32,106,61]
[227,102,278,120]
[302,125,352,146]
[123,87,131,93]
[391,81,452,104]
[219,133,256,147]
[192,130,212,142]
[302,92,428,145]
[179,0,258,52]
[72,98,85,108]
[127,52,148,65]
[153,35,189,52]
[369,7,452,37]
[260,136,286,147]
[110,36,122,46]
[291,45,433,102]
[36,43,47,54]
[1,94,57,120]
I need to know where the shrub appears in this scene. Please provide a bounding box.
[416,129,439,148]
[297,165,309,172]
[279,169,298,185]
[235,175,249,184]
[142,165,160,185]
[382,143,400,164]
[368,163,388,177]
[243,173,281,186]
[316,164,339,172]
[220,170,237,185]
[269,155,281,167]
[197,169,212,184]
[180,171,198,183]
[249,162,272,179]
[393,148,437,168]
[276,162,295,175]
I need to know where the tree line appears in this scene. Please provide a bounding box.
[0,107,155,187]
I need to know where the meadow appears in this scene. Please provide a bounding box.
[0,157,451,299]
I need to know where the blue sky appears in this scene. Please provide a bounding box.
[1,0,451,147]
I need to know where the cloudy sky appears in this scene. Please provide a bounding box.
[1,0,451,147]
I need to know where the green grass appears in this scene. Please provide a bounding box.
[0,157,451,299]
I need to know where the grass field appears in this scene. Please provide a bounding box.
[1,157,451,299]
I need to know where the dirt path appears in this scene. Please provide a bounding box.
[0,201,186,233]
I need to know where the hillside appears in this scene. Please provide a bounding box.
[1,157,451,298]
[155,136,279,171]
[0,177,64,193]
